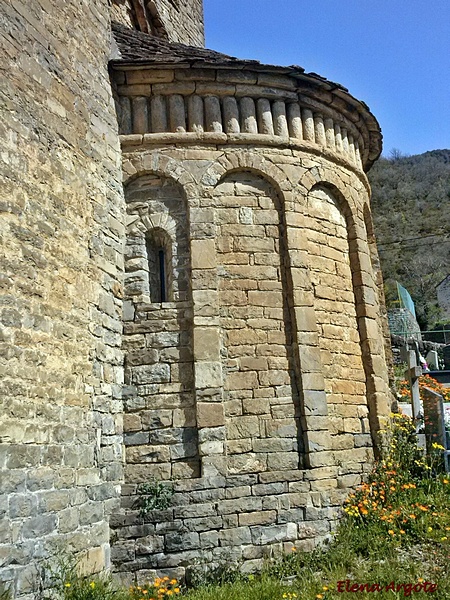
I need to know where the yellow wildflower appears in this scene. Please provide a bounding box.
[432,443,445,451]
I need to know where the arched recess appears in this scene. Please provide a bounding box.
[306,183,375,462]
[122,173,199,490]
[214,168,305,473]
[202,151,293,196]
[363,204,394,389]
[125,207,188,303]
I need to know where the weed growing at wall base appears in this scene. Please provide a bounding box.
[38,556,128,600]
[0,583,12,600]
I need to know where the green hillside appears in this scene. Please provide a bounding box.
[368,149,450,329]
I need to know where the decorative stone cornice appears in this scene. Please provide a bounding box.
[112,65,381,173]
[110,24,382,172]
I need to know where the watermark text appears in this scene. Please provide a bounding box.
[337,580,437,596]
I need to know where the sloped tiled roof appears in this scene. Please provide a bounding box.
[111,22,305,73]
[110,23,360,95]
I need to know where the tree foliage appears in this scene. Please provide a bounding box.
[368,149,450,329]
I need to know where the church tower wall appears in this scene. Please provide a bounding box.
[111,0,205,46]
[154,0,204,46]
[0,1,125,596]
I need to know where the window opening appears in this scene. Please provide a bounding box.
[159,248,167,302]
[146,228,172,303]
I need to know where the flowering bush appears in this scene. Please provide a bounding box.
[128,578,181,600]
[343,413,450,546]
[397,374,450,404]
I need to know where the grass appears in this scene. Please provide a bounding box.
[39,413,450,600]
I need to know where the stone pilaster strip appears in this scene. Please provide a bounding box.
[190,207,226,477]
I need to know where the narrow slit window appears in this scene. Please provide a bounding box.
[146,228,172,303]
[158,248,166,302]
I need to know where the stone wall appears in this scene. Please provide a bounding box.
[153,0,204,46]
[110,120,391,581]
[111,0,138,30]
[388,309,422,341]
[110,0,204,46]
[217,172,303,474]
[0,1,125,596]
[123,175,200,482]
[306,187,371,454]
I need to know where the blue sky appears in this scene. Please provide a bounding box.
[203,0,450,157]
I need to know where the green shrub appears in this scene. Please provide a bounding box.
[136,479,174,516]
[186,554,244,589]
[39,556,127,600]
